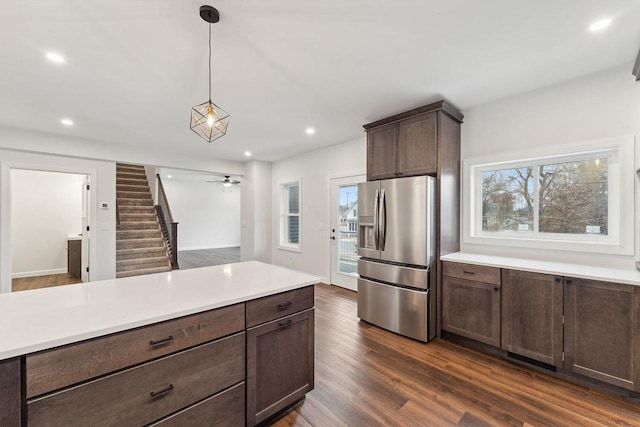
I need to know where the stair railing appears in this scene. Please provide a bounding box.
[116,199,121,226]
[155,174,179,269]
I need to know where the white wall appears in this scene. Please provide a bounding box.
[241,161,273,263]
[0,149,117,292]
[461,64,640,270]
[11,170,84,277]
[162,179,241,250]
[271,137,366,280]
[0,126,245,177]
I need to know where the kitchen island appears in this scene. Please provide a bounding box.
[0,261,319,426]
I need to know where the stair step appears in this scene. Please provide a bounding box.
[118,177,148,186]
[117,171,147,180]
[118,205,155,212]
[117,229,163,240]
[116,265,172,278]
[116,238,165,250]
[117,184,150,192]
[117,257,170,271]
[117,247,169,260]
[118,221,159,231]
[117,163,145,170]
[117,191,152,200]
[118,198,153,208]
[119,215,157,223]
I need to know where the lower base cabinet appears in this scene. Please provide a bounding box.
[0,358,22,427]
[28,334,246,427]
[565,278,640,391]
[150,382,245,427]
[501,270,563,367]
[247,308,315,426]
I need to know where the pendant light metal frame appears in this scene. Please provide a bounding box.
[190,5,230,143]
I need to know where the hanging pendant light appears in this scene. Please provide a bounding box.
[190,5,230,143]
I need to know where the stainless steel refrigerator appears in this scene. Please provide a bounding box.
[357,175,437,342]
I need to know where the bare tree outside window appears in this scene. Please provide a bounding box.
[481,158,608,236]
[539,158,608,235]
[482,167,533,232]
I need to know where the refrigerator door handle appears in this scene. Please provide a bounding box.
[373,189,379,250]
[380,188,387,251]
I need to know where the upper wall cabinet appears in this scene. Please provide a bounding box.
[363,101,463,182]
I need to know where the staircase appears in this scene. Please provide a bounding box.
[116,164,172,278]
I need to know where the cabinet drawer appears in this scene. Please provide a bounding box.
[151,382,245,427]
[442,261,501,285]
[28,333,246,427]
[27,303,245,398]
[246,286,314,328]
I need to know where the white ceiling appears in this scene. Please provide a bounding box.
[1,0,639,163]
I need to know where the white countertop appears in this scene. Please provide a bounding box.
[441,252,640,286]
[0,261,319,361]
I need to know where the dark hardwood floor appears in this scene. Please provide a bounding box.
[12,273,82,292]
[177,247,241,270]
[274,284,640,427]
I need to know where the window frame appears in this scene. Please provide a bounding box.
[462,136,634,255]
[278,178,302,252]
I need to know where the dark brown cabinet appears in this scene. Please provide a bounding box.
[366,112,437,181]
[501,270,563,366]
[247,308,314,426]
[0,357,22,426]
[564,278,640,391]
[366,123,398,180]
[442,262,501,347]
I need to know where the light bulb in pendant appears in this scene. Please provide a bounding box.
[206,104,215,127]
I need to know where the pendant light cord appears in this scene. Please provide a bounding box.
[208,22,212,101]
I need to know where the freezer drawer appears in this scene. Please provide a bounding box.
[358,258,431,290]
[357,278,433,342]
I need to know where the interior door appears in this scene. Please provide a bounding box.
[330,175,365,291]
[81,177,90,283]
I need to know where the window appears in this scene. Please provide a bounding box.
[463,136,634,255]
[279,179,301,251]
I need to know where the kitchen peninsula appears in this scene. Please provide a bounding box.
[0,261,318,426]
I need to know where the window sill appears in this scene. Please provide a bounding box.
[278,245,302,253]
[463,234,633,256]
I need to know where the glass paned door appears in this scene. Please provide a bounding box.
[330,175,365,291]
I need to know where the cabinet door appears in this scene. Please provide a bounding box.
[0,357,22,427]
[442,276,501,347]
[501,270,563,366]
[565,278,640,391]
[398,112,437,176]
[367,123,397,181]
[247,308,314,426]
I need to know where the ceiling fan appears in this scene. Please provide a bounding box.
[207,175,240,187]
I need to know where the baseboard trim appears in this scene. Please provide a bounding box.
[12,268,67,279]
[178,244,241,251]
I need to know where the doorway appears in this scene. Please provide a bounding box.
[11,169,90,292]
[330,174,366,291]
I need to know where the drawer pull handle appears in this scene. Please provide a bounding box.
[463,271,475,275]
[277,301,293,310]
[494,287,499,291]
[149,335,174,346]
[150,384,174,398]
[278,319,293,327]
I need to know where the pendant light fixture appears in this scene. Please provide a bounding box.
[190,5,230,143]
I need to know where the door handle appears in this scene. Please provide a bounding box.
[379,189,386,251]
[330,236,336,240]
[373,189,379,250]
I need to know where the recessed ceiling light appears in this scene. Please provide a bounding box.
[244,151,252,157]
[167,175,172,179]
[589,18,612,32]
[305,127,315,135]
[60,118,74,126]
[46,52,65,64]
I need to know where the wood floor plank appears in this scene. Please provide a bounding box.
[12,273,82,292]
[272,283,640,427]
